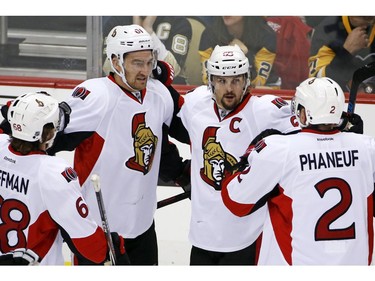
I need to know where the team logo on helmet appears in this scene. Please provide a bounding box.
[125,112,158,175]
[223,51,234,57]
[200,127,238,190]
[110,28,117,37]
[35,99,44,107]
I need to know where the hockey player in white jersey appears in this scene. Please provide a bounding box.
[222,77,374,265]
[0,92,130,265]
[176,44,300,265]
[44,24,189,265]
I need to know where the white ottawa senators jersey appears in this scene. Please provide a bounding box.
[65,76,173,238]
[177,85,300,252]
[222,129,375,265]
[0,134,107,265]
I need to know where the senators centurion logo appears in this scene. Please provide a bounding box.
[200,127,238,191]
[125,112,158,175]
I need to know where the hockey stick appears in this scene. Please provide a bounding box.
[157,191,191,209]
[347,61,375,114]
[91,174,117,265]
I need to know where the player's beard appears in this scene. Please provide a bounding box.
[130,75,148,91]
[219,94,241,111]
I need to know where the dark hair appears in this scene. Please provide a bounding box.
[10,123,55,155]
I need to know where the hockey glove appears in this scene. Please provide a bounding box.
[0,101,11,135]
[57,101,71,132]
[0,248,40,265]
[152,60,175,87]
[110,232,130,265]
[175,159,191,195]
[338,112,363,134]
[227,129,282,173]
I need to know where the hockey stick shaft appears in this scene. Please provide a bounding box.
[157,191,191,209]
[91,174,117,265]
[347,61,375,114]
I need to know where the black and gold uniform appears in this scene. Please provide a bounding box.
[309,16,375,91]
[151,16,206,85]
[199,16,280,88]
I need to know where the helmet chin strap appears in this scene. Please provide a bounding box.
[111,58,139,93]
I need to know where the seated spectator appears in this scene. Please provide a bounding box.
[309,16,375,92]
[199,16,281,89]
[266,16,313,90]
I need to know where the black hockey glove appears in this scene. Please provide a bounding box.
[152,60,175,87]
[175,159,191,195]
[0,248,40,265]
[338,112,363,134]
[250,128,282,146]
[57,101,71,132]
[109,232,130,265]
[227,129,282,173]
[0,101,11,135]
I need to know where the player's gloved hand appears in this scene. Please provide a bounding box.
[57,101,71,132]
[227,129,282,173]
[152,60,175,87]
[0,248,40,265]
[175,159,191,196]
[109,232,130,265]
[0,101,11,135]
[338,112,363,134]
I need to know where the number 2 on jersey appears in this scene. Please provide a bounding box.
[314,177,355,241]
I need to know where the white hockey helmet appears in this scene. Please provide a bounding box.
[105,24,154,61]
[105,24,155,90]
[7,92,60,142]
[206,45,251,93]
[292,77,345,127]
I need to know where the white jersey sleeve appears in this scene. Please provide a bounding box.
[251,94,300,135]
[64,77,112,134]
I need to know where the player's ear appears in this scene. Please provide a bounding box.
[299,108,307,126]
[111,55,122,70]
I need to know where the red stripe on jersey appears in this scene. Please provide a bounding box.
[221,172,254,217]
[268,185,293,265]
[367,194,374,265]
[254,233,262,265]
[228,92,252,118]
[71,226,107,264]
[27,210,59,259]
[178,94,185,109]
[108,74,146,103]
[74,132,104,185]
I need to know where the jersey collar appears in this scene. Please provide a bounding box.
[301,127,341,134]
[213,92,252,121]
[108,73,146,103]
